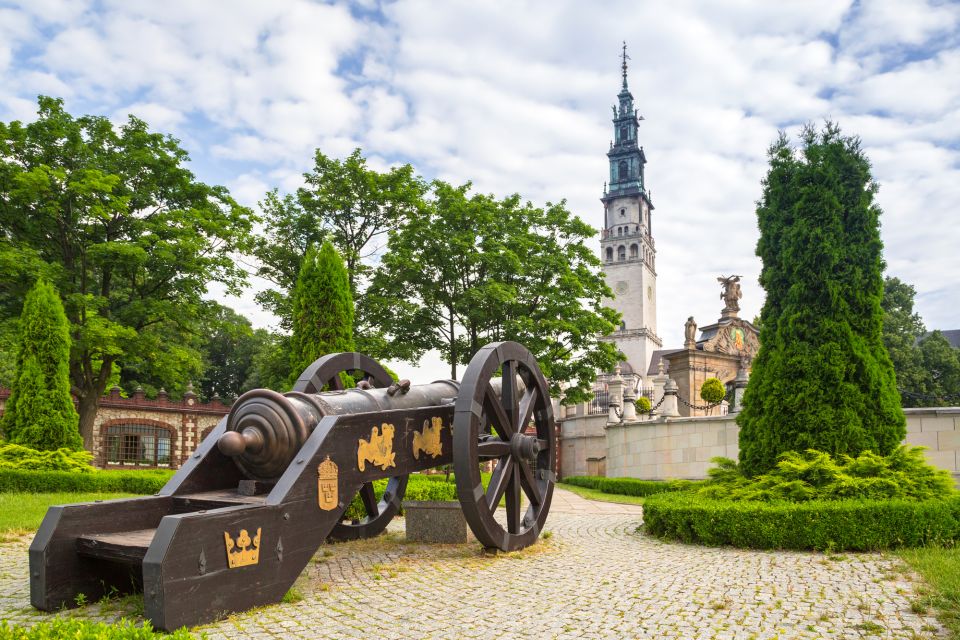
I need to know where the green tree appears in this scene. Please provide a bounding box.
[881,276,927,406]
[196,303,271,402]
[0,97,254,446]
[368,181,620,403]
[914,331,960,405]
[289,241,354,382]
[252,149,426,359]
[1,279,81,450]
[737,124,905,476]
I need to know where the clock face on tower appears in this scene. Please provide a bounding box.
[615,281,629,295]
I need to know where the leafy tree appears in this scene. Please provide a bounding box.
[913,331,960,405]
[196,303,271,403]
[0,97,254,446]
[368,181,620,403]
[289,241,354,383]
[1,279,81,450]
[737,124,905,476]
[252,149,426,359]
[881,276,927,404]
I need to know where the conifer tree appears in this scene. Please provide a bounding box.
[737,124,905,476]
[289,241,355,383]
[1,279,82,450]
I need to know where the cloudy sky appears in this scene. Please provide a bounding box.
[1,0,958,382]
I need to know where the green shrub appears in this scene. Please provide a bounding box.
[0,617,194,639]
[343,474,461,521]
[698,447,954,502]
[635,396,652,413]
[642,491,960,551]
[0,443,95,472]
[562,475,703,497]
[699,378,725,404]
[0,468,170,494]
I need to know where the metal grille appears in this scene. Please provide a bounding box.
[588,390,609,415]
[105,424,172,466]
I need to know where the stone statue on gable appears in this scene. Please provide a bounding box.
[718,275,742,317]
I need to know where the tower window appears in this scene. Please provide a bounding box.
[620,208,625,217]
[618,160,628,182]
[620,126,628,142]
[617,245,626,261]
[620,321,626,331]
[605,247,613,262]
[617,227,622,236]
[630,244,638,259]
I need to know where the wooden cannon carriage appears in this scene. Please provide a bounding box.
[29,341,557,630]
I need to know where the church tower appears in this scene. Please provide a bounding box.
[600,43,662,385]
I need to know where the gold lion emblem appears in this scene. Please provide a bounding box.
[357,423,396,471]
[412,416,444,459]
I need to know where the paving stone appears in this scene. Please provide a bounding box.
[0,488,949,638]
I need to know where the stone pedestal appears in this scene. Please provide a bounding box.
[403,501,469,543]
[660,378,680,417]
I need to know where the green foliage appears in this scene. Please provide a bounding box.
[251,150,425,362]
[342,474,461,521]
[0,468,171,494]
[0,97,255,445]
[290,241,354,384]
[642,491,960,551]
[1,279,81,450]
[914,331,960,405]
[635,396,652,413]
[698,447,954,502]
[368,180,620,400]
[561,475,702,497]
[0,617,194,639]
[699,377,725,404]
[738,124,905,476]
[0,318,17,389]
[0,443,93,472]
[196,302,271,402]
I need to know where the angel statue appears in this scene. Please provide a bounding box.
[718,275,742,314]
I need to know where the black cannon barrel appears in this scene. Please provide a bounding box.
[220,379,463,480]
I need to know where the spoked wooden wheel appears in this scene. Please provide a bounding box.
[291,352,408,541]
[453,341,556,551]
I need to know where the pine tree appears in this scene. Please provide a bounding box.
[1,279,82,450]
[289,241,355,383]
[737,124,905,476]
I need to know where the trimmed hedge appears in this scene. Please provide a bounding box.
[642,491,960,551]
[562,476,703,497]
[0,468,172,494]
[0,618,193,639]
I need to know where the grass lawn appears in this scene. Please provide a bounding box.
[0,492,138,538]
[898,546,960,638]
[557,481,646,506]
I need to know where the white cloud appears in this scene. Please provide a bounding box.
[0,0,958,378]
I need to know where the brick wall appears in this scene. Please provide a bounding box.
[0,387,230,469]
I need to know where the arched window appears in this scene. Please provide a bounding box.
[618,160,628,182]
[620,126,628,142]
[619,208,626,217]
[620,321,626,331]
[104,423,173,466]
[617,227,622,236]
[605,247,613,262]
[630,244,638,259]
[617,245,626,261]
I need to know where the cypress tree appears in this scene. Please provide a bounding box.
[1,279,82,450]
[737,124,905,476]
[289,241,355,382]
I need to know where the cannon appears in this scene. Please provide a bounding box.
[29,341,556,630]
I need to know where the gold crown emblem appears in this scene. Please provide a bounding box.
[318,455,338,480]
[224,527,261,568]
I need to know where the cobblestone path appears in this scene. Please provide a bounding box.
[0,489,946,639]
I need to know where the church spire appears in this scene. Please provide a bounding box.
[621,41,630,90]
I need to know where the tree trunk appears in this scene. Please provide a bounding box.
[448,309,457,380]
[77,388,100,452]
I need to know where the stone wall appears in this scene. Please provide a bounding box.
[0,387,229,469]
[600,407,960,482]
